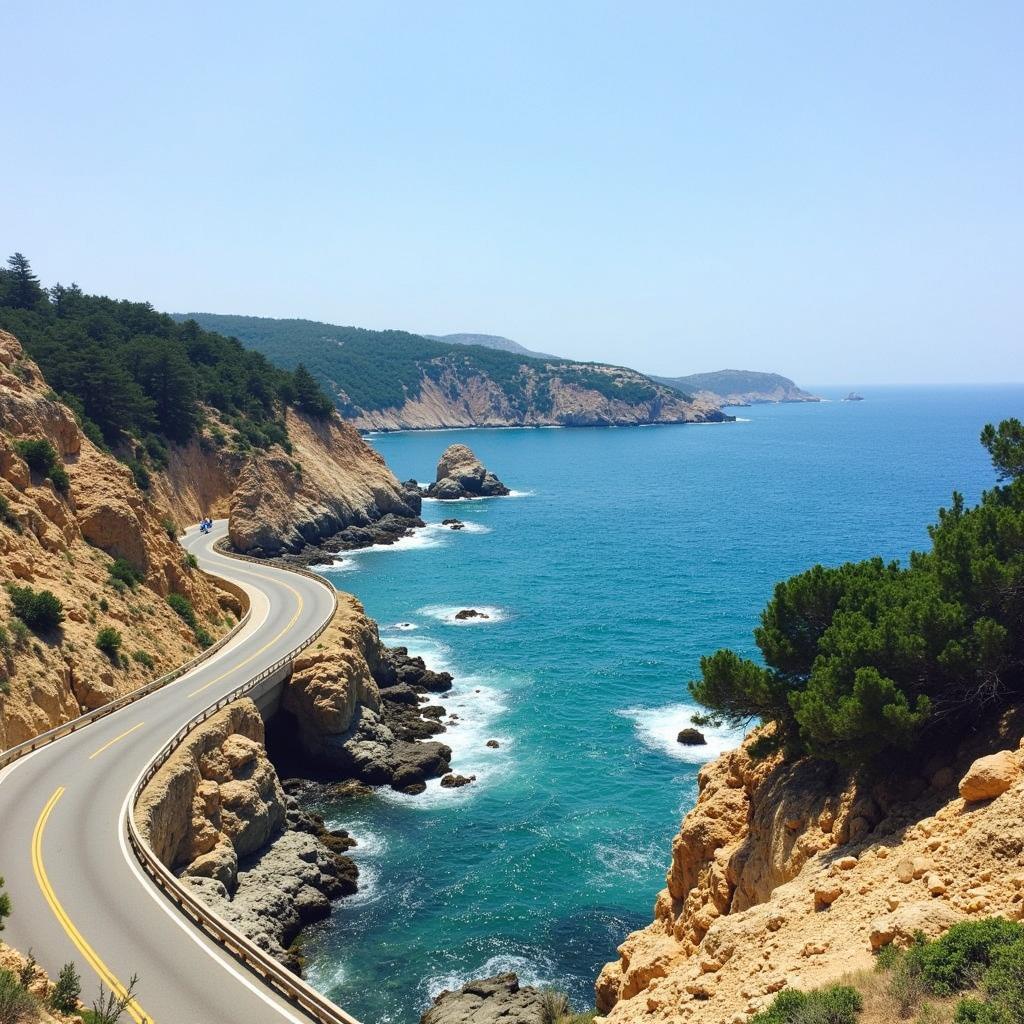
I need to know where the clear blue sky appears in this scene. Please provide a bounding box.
[3,1,1022,384]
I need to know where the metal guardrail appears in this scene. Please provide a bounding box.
[0,579,253,774]
[125,541,359,1024]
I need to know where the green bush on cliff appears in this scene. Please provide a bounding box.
[13,438,68,493]
[691,419,1024,767]
[750,985,862,1024]
[95,626,123,658]
[5,584,64,633]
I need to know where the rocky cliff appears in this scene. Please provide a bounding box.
[268,594,455,793]
[0,330,240,750]
[596,710,1024,1023]
[350,367,729,432]
[135,698,356,969]
[150,404,421,559]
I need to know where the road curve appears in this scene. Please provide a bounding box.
[0,521,342,1024]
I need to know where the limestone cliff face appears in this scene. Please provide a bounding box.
[596,711,1024,1023]
[282,593,383,759]
[151,405,419,557]
[227,410,419,556]
[0,330,239,750]
[135,699,284,887]
[350,369,730,431]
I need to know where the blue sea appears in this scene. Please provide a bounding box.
[304,385,1024,1024]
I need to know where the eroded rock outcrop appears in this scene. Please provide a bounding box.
[226,410,422,557]
[268,597,454,793]
[596,713,1024,1023]
[424,444,510,499]
[136,698,356,970]
[0,330,238,751]
[422,973,545,1024]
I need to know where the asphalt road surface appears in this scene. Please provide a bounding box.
[0,521,344,1024]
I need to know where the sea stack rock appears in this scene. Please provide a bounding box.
[426,444,510,499]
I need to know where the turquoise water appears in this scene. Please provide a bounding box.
[305,386,1024,1024]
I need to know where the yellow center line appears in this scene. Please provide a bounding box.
[32,787,151,1024]
[88,722,145,760]
[187,573,305,699]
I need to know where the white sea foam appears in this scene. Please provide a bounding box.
[418,604,508,626]
[424,954,560,1003]
[616,703,741,763]
[734,416,752,422]
[443,520,491,534]
[390,621,419,631]
[506,489,534,498]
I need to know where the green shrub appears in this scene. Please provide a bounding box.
[49,465,69,494]
[8,619,29,650]
[5,583,64,632]
[95,627,122,657]
[874,942,903,972]
[0,875,9,930]
[131,649,155,670]
[50,962,81,1014]
[750,985,862,1024]
[184,552,199,570]
[98,597,109,612]
[14,437,59,475]
[108,558,143,589]
[0,496,20,534]
[161,517,178,541]
[194,627,213,649]
[907,918,1024,996]
[0,967,37,1024]
[954,998,1002,1024]
[977,936,1024,1022]
[166,593,196,629]
[126,459,150,491]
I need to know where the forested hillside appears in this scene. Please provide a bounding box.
[0,254,333,485]
[174,313,727,431]
[653,369,819,405]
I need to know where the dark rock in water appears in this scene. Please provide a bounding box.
[400,781,427,795]
[390,740,451,792]
[384,646,454,693]
[442,518,466,530]
[440,773,476,788]
[677,727,707,746]
[486,739,500,749]
[421,973,545,1024]
[423,444,511,500]
[380,683,421,705]
[421,705,447,720]
[455,608,490,620]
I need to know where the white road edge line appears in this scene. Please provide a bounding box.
[117,787,308,1024]
[115,560,308,1024]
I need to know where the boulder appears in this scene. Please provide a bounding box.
[486,739,500,749]
[677,728,707,746]
[958,750,1019,802]
[455,608,490,621]
[422,973,545,1024]
[440,773,476,788]
[425,444,510,499]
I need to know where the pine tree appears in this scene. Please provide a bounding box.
[5,253,44,310]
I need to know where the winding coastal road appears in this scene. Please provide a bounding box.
[0,521,343,1024]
